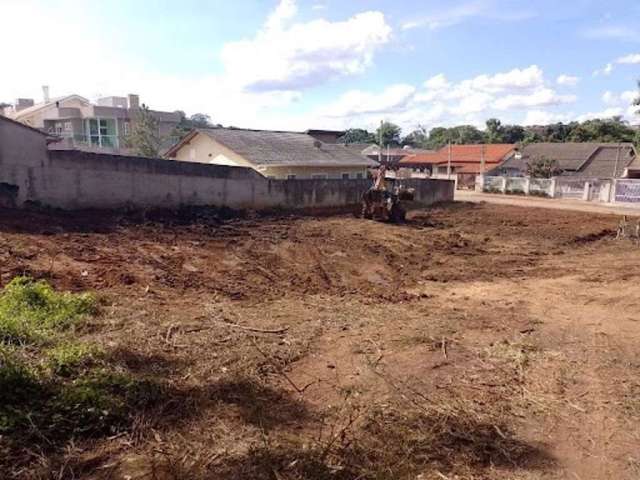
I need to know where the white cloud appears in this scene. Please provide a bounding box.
[594,53,640,77]
[617,53,640,64]
[401,0,535,31]
[494,88,576,110]
[264,0,297,31]
[402,1,486,30]
[602,89,638,106]
[221,2,392,93]
[583,25,637,42]
[593,63,614,77]
[557,74,580,86]
[424,74,450,90]
[602,91,616,105]
[0,0,392,131]
[523,110,570,125]
[310,64,576,132]
[318,84,416,118]
[576,107,625,122]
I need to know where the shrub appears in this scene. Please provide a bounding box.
[0,277,97,344]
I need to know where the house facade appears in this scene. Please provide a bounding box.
[361,145,433,165]
[6,91,181,154]
[490,143,638,178]
[399,144,517,187]
[165,128,376,179]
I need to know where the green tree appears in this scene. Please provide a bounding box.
[423,127,450,149]
[526,156,562,178]
[449,125,484,144]
[567,117,635,143]
[633,79,640,114]
[401,127,429,148]
[189,113,214,128]
[338,128,375,144]
[485,118,504,143]
[172,111,216,139]
[531,122,576,142]
[127,104,162,158]
[376,121,402,146]
[501,125,526,143]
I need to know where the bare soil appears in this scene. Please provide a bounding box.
[1,202,639,479]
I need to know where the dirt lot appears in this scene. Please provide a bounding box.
[1,202,639,479]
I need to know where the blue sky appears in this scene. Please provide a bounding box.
[2,0,639,132]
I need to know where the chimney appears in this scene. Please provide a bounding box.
[127,94,140,109]
[42,85,50,103]
[15,98,35,112]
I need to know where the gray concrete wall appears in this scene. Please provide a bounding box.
[0,130,454,210]
[0,117,50,206]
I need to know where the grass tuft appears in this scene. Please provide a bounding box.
[0,276,97,344]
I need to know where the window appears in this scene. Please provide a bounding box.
[123,122,130,136]
[356,173,364,179]
[64,122,72,131]
[88,118,117,148]
[342,173,350,180]
[287,174,297,180]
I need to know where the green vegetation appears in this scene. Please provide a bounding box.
[0,276,96,344]
[45,341,100,376]
[338,114,640,151]
[375,121,402,146]
[126,104,163,157]
[0,277,162,458]
[338,128,376,144]
[526,156,563,178]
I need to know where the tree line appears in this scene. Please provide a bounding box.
[340,116,640,150]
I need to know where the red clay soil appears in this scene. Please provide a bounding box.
[1,202,639,479]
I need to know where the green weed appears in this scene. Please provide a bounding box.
[0,276,97,344]
[45,342,100,376]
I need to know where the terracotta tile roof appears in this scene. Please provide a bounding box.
[399,144,515,166]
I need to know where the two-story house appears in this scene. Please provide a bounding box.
[6,89,181,154]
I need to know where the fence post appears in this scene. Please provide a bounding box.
[501,176,507,194]
[611,179,617,203]
[524,177,531,196]
[582,181,590,201]
[550,178,557,198]
[600,181,611,203]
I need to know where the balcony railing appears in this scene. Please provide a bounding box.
[53,133,121,150]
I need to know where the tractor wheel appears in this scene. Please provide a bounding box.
[362,201,373,219]
[389,203,406,223]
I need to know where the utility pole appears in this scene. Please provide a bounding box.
[378,120,383,166]
[447,141,452,179]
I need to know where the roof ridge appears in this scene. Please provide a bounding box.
[198,126,305,135]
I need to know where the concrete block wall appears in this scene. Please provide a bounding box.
[0,125,454,211]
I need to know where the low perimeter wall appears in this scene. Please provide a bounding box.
[0,150,454,210]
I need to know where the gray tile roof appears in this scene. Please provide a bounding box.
[498,142,636,178]
[579,145,636,178]
[521,143,600,171]
[199,128,376,167]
